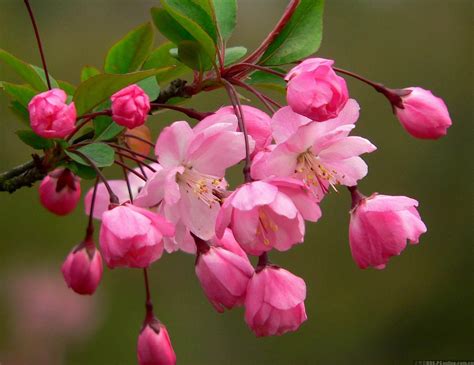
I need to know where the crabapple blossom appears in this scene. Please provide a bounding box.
[111,84,150,129]
[252,100,376,201]
[349,190,427,269]
[195,229,254,312]
[286,57,348,121]
[215,180,307,256]
[28,88,77,138]
[61,244,103,295]
[394,87,452,139]
[99,203,175,268]
[39,168,81,216]
[134,117,253,241]
[137,321,176,365]
[245,265,307,337]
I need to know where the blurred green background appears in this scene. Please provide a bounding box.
[0,1,472,364]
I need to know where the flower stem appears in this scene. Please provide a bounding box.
[348,186,366,209]
[230,78,279,113]
[107,143,158,164]
[143,268,154,322]
[150,103,212,121]
[113,159,146,181]
[85,176,99,241]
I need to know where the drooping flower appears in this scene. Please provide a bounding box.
[137,320,176,365]
[99,203,174,268]
[286,58,349,121]
[39,168,81,216]
[394,87,452,139]
[134,118,253,241]
[111,84,150,129]
[252,100,376,201]
[28,88,77,138]
[245,265,307,337]
[195,229,254,312]
[349,191,427,269]
[61,243,103,295]
[215,180,306,256]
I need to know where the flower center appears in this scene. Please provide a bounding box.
[178,168,225,207]
[256,209,278,246]
[296,150,339,193]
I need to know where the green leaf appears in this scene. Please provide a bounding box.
[80,66,101,82]
[142,42,191,84]
[30,65,59,88]
[73,68,170,115]
[66,143,115,168]
[9,101,30,124]
[93,116,124,141]
[247,70,287,94]
[224,46,247,66]
[58,80,76,96]
[178,40,213,72]
[137,76,161,100]
[259,0,324,66]
[1,82,37,107]
[66,161,97,180]
[209,0,237,41]
[0,48,47,90]
[16,130,54,150]
[104,22,155,74]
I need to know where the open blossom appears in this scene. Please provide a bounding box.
[39,169,81,216]
[28,88,77,138]
[252,100,376,201]
[61,244,103,295]
[195,105,272,156]
[286,58,348,121]
[111,84,150,129]
[395,87,452,139]
[99,203,174,268]
[245,265,307,337]
[138,321,176,365]
[195,229,254,312]
[349,193,427,269]
[215,180,308,256]
[134,118,253,241]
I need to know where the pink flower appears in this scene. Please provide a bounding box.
[137,321,176,365]
[135,118,252,241]
[395,87,452,139]
[99,203,175,268]
[252,100,376,201]
[215,180,306,256]
[28,88,77,138]
[61,244,103,295]
[39,169,81,216]
[286,58,349,121]
[195,105,272,156]
[195,229,254,312]
[349,192,427,269]
[244,265,307,337]
[111,84,150,129]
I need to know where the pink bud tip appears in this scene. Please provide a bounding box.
[111,84,150,129]
[61,244,103,295]
[39,169,81,216]
[28,88,77,139]
[137,322,176,365]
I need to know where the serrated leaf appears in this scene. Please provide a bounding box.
[16,130,54,149]
[209,0,237,41]
[247,70,287,94]
[81,66,101,82]
[224,46,247,66]
[0,48,47,91]
[259,0,324,66]
[1,82,37,107]
[93,116,124,142]
[73,68,170,115]
[142,42,191,84]
[67,143,115,167]
[178,40,213,72]
[104,22,154,74]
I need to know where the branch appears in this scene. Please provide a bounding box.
[0,157,47,193]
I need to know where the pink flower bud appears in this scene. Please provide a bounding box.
[137,322,176,365]
[38,169,81,216]
[244,265,307,337]
[195,229,254,312]
[349,193,427,269]
[28,88,77,138]
[111,84,150,129]
[99,203,175,268]
[395,87,452,139]
[61,244,103,295]
[286,58,349,122]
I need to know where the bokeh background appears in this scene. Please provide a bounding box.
[0,1,472,364]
